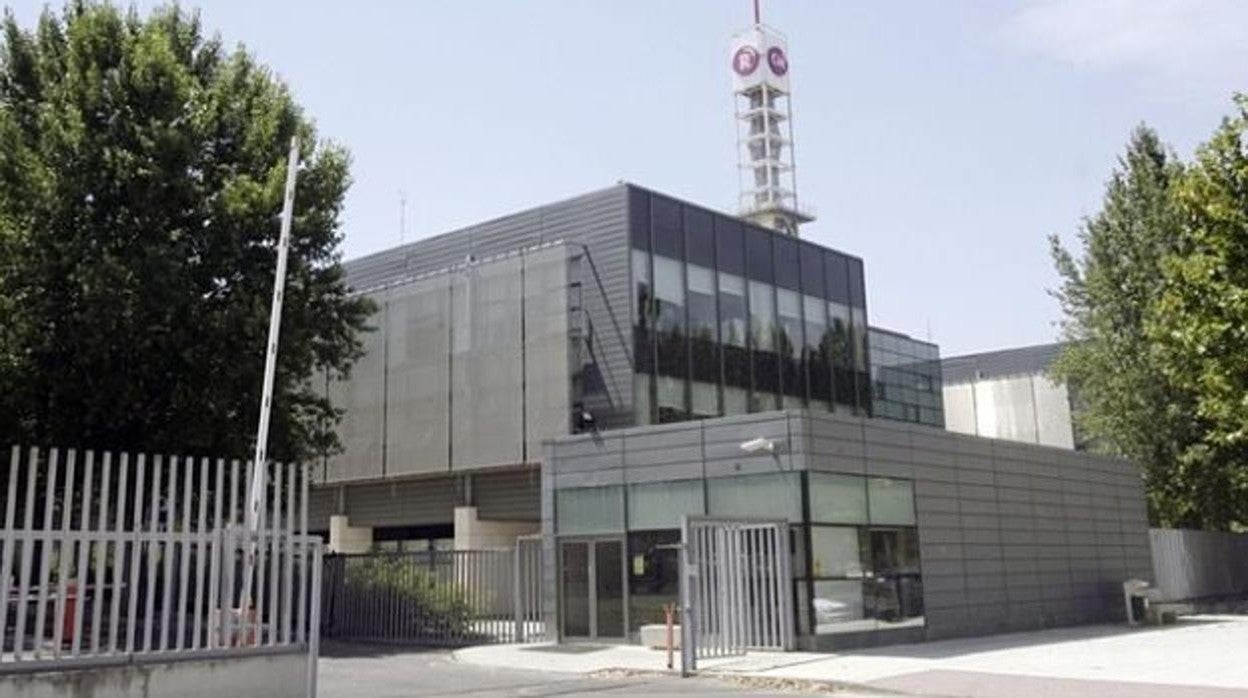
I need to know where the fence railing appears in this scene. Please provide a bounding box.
[0,445,320,687]
[322,538,544,646]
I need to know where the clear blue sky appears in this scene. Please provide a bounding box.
[8,1,1247,355]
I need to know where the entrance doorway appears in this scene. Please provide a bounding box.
[560,538,626,640]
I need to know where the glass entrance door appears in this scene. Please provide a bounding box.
[560,538,626,640]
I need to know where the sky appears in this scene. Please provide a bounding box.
[8,0,1248,355]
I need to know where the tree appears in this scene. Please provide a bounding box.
[1146,96,1248,530]
[0,2,373,463]
[1048,126,1212,528]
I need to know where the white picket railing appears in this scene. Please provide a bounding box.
[0,445,321,693]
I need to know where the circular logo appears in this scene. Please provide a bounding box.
[733,46,760,77]
[767,46,789,76]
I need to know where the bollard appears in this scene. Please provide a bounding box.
[664,603,676,670]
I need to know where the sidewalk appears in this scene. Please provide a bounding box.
[454,615,1248,697]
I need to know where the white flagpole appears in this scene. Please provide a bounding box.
[240,135,300,635]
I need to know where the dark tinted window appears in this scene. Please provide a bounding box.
[800,242,824,297]
[715,217,745,275]
[629,188,650,251]
[847,257,866,308]
[774,236,801,292]
[685,207,714,268]
[745,226,774,284]
[825,252,850,305]
[651,196,683,260]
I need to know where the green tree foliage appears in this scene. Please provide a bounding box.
[0,2,373,462]
[1052,109,1248,531]
[1146,96,1248,530]
[1049,127,1209,527]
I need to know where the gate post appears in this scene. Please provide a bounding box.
[513,542,523,644]
[679,515,696,676]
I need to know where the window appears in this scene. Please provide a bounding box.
[868,477,916,526]
[715,217,745,276]
[688,263,719,412]
[804,295,831,406]
[824,252,850,305]
[629,188,650,251]
[811,526,866,578]
[719,272,750,415]
[804,474,924,635]
[654,255,687,399]
[773,236,801,291]
[809,472,867,524]
[651,196,682,260]
[685,207,714,268]
[627,480,705,530]
[706,472,802,522]
[557,486,624,534]
[628,529,681,635]
[799,242,825,297]
[745,226,773,284]
[829,301,854,407]
[656,374,687,423]
[633,249,653,376]
[777,288,804,405]
[748,281,778,408]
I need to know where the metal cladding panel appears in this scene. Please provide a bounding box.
[385,275,452,476]
[344,477,459,528]
[326,308,386,483]
[524,246,572,459]
[336,185,634,470]
[474,468,542,522]
[308,487,337,531]
[451,255,525,469]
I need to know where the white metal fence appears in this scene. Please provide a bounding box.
[680,516,793,673]
[0,445,321,693]
[322,535,544,646]
[1150,528,1248,602]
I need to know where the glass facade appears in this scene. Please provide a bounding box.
[554,469,922,642]
[629,189,871,425]
[867,328,944,428]
[805,472,924,635]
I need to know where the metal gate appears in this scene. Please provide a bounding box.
[680,516,793,671]
[321,536,544,646]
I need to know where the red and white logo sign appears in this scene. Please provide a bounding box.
[733,46,760,76]
[767,46,789,76]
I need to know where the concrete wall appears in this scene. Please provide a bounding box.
[543,409,1151,644]
[943,373,1075,450]
[453,507,539,550]
[0,650,307,698]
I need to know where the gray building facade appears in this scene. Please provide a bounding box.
[311,183,1150,650]
[543,409,1152,649]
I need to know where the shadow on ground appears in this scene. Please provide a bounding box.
[847,617,1231,660]
[319,639,450,659]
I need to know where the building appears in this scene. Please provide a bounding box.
[310,184,1151,649]
[941,343,1077,449]
[868,328,944,428]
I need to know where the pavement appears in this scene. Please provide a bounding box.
[317,640,811,697]
[453,614,1248,697]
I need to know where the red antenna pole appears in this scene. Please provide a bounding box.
[753,0,761,24]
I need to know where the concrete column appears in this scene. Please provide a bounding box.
[453,506,538,551]
[328,514,373,554]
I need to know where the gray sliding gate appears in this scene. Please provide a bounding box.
[322,536,544,646]
[680,517,793,672]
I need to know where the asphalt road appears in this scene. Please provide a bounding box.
[317,641,798,697]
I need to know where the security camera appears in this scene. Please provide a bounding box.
[740,437,776,454]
